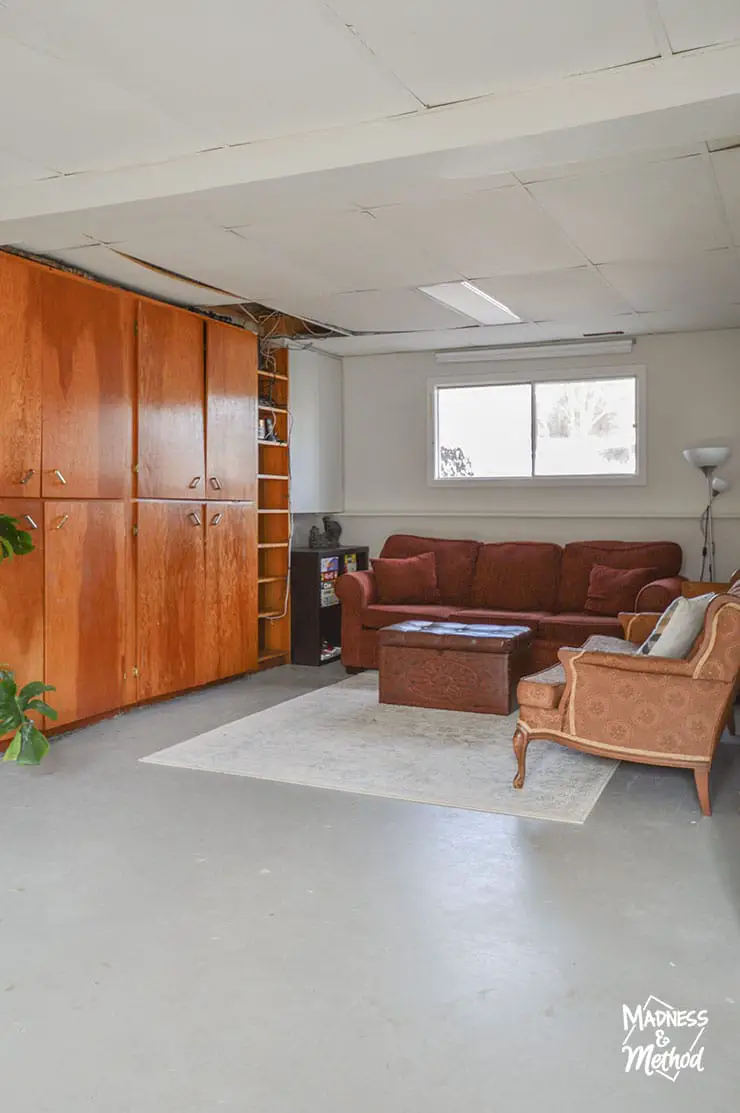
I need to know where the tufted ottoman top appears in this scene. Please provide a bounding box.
[379,620,533,655]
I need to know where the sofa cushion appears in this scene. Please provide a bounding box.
[371,552,441,604]
[379,534,480,606]
[361,604,453,630]
[557,541,682,613]
[538,612,623,643]
[584,564,659,616]
[470,542,562,611]
[449,608,550,633]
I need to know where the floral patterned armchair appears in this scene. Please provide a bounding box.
[513,586,740,816]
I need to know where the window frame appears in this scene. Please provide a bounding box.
[428,363,647,487]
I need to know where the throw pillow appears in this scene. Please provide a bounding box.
[644,593,715,659]
[584,564,659,616]
[372,552,441,605]
[636,597,680,655]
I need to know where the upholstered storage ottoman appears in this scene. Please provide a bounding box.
[378,620,533,715]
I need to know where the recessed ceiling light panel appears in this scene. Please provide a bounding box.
[418,281,521,325]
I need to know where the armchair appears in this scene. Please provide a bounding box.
[513,589,740,815]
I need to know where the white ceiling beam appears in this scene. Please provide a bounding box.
[1,41,740,224]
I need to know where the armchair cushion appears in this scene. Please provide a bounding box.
[645,592,715,658]
[584,564,659,615]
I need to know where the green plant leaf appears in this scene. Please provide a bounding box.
[2,728,22,762]
[18,681,56,708]
[26,699,58,720]
[11,720,49,765]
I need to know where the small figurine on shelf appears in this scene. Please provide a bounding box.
[263,416,279,443]
[308,516,343,549]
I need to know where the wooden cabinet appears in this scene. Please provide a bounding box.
[136,501,206,700]
[205,321,258,501]
[204,503,258,681]
[137,301,205,498]
[44,501,128,726]
[0,500,44,687]
[41,272,135,499]
[0,255,41,498]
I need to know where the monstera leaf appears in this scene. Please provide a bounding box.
[0,669,57,765]
[0,515,34,563]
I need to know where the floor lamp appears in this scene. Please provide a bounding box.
[682,446,732,581]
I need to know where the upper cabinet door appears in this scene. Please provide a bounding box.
[44,500,127,726]
[0,255,42,498]
[205,322,258,501]
[41,272,134,499]
[137,301,205,499]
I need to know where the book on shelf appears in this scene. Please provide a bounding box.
[320,555,340,606]
[343,552,358,574]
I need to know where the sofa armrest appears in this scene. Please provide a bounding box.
[618,611,662,644]
[558,646,692,678]
[635,575,685,613]
[336,570,378,610]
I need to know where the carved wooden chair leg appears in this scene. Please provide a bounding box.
[513,726,530,790]
[693,767,712,816]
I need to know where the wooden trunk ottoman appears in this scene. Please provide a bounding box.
[378,620,534,715]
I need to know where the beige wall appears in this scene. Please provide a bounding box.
[339,330,740,578]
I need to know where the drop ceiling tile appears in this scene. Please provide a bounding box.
[0,150,59,188]
[0,0,417,155]
[522,316,637,340]
[0,37,202,173]
[529,155,729,262]
[373,187,584,277]
[711,147,740,243]
[657,1,740,52]
[312,322,548,356]
[45,245,245,306]
[598,251,740,312]
[232,211,456,294]
[272,289,473,332]
[629,305,740,333]
[474,267,632,321]
[327,0,658,105]
[517,144,705,184]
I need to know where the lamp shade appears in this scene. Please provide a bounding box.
[712,476,730,495]
[683,445,732,469]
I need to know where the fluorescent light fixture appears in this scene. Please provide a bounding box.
[435,338,634,363]
[419,281,521,325]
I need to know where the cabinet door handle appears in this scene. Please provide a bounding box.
[209,476,223,490]
[23,515,38,530]
[53,469,67,485]
[210,513,223,526]
[19,468,35,486]
[188,476,202,489]
[55,514,70,530]
[189,511,202,527]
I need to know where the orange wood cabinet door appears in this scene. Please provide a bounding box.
[137,301,205,498]
[204,503,258,682]
[136,501,205,699]
[205,322,258,501]
[44,501,127,726]
[0,500,44,689]
[41,272,135,499]
[0,255,42,498]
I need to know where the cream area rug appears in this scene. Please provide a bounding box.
[141,674,618,824]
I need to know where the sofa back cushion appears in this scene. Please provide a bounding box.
[380,534,480,606]
[470,542,562,611]
[372,552,441,604]
[557,541,683,613]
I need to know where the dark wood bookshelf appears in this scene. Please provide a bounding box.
[290,546,370,666]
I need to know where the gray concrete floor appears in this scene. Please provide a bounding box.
[1,663,739,1112]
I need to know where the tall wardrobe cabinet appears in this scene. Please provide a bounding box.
[0,251,260,732]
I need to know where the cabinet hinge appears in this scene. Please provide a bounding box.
[132,525,139,537]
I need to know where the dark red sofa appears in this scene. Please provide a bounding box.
[336,534,684,672]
